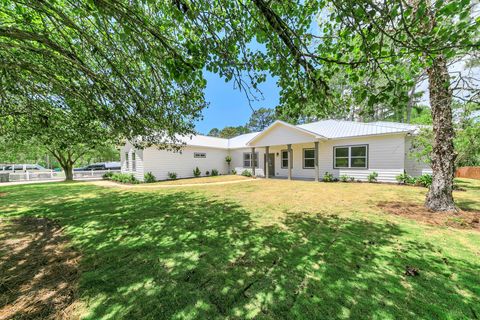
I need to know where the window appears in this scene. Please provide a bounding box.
[132,152,136,171]
[334,147,349,168]
[243,152,259,168]
[125,152,129,170]
[281,150,291,169]
[334,145,368,169]
[194,152,206,158]
[303,149,316,169]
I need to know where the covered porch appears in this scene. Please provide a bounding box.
[246,120,326,181]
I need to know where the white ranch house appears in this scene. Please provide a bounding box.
[121,120,431,182]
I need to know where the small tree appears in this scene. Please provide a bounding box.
[0,105,113,181]
[193,167,201,177]
[225,155,232,173]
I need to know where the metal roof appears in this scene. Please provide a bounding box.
[177,120,421,149]
[298,120,418,139]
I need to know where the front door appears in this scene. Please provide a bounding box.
[264,153,275,177]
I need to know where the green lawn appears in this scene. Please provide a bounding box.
[0,179,479,319]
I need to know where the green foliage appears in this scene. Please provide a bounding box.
[340,174,349,182]
[0,106,117,179]
[206,170,210,176]
[208,108,275,139]
[2,180,480,318]
[409,102,480,167]
[395,172,432,188]
[367,172,378,183]
[225,155,232,164]
[207,128,220,137]
[193,167,201,177]
[247,108,276,132]
[218,126,250,139]
[168,172,177,180]
[416,174,433,188]
[144,172,156,183]
[102,171,114,180]
[1,1,206,150]
[211,169,219,176]
[110,173,139,184]
[241,170,252,177]
[323,172,334,182]
[231,169,237,175]
[395,173,411,184]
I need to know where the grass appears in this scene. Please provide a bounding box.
[0,179,479,319]
[144,174,251,185]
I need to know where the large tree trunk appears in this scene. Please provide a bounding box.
[425,56,456,211]
[64,164,74,181]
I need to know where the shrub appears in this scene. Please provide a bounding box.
[349,177,355,182]
[340,174,349,182]
[416,174,433,188]
[211,169,219,176]
[231,169,237,175]
[406,176,417,185]
[110,173,139,184]
[168,172,177,180]
[102,171,114,180]
[193,167,201,177]
[206,170,210,176]
[323,172,334,182]
[395,173,411,184]
[241,169,252,177]
[144,172,156,183]
[225,155,232,164]
[367,171,378,183]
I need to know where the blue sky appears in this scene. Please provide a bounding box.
[194,71,279,135]
[194,16,321,135]
[193,31,278,134]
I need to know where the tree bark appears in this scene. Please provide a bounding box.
[64,164,74,181]
[425,55,456,211]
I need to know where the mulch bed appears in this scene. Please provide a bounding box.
[0,217,82,319]
[0,193,7,197]
[377,201,480,231]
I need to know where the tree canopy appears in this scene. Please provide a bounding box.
[207,107,275,138]
[247,107,276,131]
[2,0,479,209]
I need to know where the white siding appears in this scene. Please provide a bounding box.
[267,143,319,179]
[120,142,144,181]
[404,136,432,176]
[244,135,406,182]
[230,148,266,177]
[119,132,426,183]
[142,146,229,181]
[250,124,317,147]
[319,134,406,182]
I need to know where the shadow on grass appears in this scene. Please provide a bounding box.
[1,184,479,319]
[0,217,80,319]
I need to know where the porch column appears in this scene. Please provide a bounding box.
[314,141,319,182]
[287,144,292,180]
[251,147,256,177]
[265,146,270,179]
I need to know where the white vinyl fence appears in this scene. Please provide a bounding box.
[0,169,120,183]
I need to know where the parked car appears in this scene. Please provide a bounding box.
[74,162,121,171]
[3,164,49,172]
